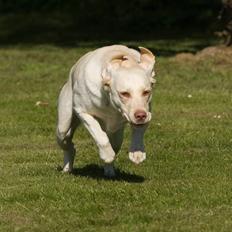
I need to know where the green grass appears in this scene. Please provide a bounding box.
[1,41,232,232]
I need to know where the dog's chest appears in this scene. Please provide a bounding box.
[105,117,125,133]
[92,108,126,133]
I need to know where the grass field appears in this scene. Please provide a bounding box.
[1,39,232,231]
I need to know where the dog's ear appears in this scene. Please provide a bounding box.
[101,58,124,91]
[139,47,155,75]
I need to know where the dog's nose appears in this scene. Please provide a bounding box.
[134,110,147,121]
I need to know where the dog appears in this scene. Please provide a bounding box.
[56,45,156,177]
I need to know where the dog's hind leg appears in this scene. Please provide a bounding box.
[104,127,125,177]
[57,116,80,172]
[108,127,125,154]
[57,79,80,172]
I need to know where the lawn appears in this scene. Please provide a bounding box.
[1,39,232,231]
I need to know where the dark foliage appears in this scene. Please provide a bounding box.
[0,0,221,44]
[217,0,232,45]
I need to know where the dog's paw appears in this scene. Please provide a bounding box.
[62,164,73,173]
[129,151,146,164]
[104,164,116,178]
[99,143,115,163]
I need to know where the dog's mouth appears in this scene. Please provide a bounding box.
[123,114,146,127]
[130,122,148,128]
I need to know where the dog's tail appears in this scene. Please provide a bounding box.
[56,67,75,143]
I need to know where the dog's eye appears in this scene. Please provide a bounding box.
[120,91,131,98]
[142,90,151,96]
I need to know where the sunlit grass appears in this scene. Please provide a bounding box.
[0,41,232,231]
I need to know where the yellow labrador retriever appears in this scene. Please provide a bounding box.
[57,45,155,177]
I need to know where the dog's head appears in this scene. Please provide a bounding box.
[102,47,155,125]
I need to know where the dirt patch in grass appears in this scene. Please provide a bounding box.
[1,211,32,230]
[174,46,232,65]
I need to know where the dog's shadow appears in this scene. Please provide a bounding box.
[70,164,145,183]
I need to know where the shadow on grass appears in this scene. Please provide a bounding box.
[71,164,145,183]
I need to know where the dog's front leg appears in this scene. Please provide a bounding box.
[129,125,147,164]
[76,112,116,175]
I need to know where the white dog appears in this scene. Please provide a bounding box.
[57,45,155,177]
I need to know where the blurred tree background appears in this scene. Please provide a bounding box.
[216,0,232,45]
[0,0,224,45]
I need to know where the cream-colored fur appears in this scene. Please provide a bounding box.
[57,45,155,177]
